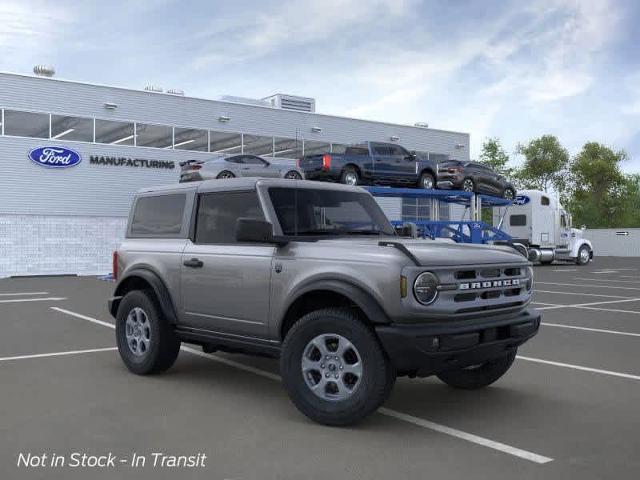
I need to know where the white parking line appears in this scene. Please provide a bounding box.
[573,277,640,285]
[575,306,640,315]
[0,297,67,304]
[552,268,576,272]
[534,297,640,311]
[0,347,116,362]
[517,356,640,381]
[0,291,49,296]
[542,322,640,338]
[50,307,553,464]
[537,281,640,292]
[535,290,633,299]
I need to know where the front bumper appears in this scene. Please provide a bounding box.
[375,309,540,377]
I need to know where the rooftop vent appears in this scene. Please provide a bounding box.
[414,122,429,128]
[219,95,271,107]
[263,94,316,113]
[167,89,184,96]
[144,85,163,93]
[33,65,55,77]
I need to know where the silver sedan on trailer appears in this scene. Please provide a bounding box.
[179,154,305,183]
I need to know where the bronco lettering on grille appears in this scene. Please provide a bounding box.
[459,279,521,290]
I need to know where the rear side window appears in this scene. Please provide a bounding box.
[541,196,550,206]
[195,191,264,244]
[130,194,186,236]
[345,146,369,156]
[510,214,527,227]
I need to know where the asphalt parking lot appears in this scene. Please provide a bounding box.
[1,257,639,480]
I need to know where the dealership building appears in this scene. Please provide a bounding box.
[0,70,470,277]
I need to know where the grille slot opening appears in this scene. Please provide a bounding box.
[454,293,477,302]
[455,270,476,280]
[504,267,521,277]
[480,290,501,300]
[504,288,522,297]
[479,268,500,278]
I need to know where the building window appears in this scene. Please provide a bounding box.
[273,137,300,158]
[51,115,94,142]
[136,123,173,149]
[209,131,242,154]
[3,110,49,138]
[173,127,208,151]
[402,198,431,222]
[243,134,274,156]
[303,140,330,156]
[95,119,135,145]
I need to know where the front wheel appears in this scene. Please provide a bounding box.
[436,349,516,389]
[576,244,591,265]
[115,290,181,375]
[284,170,302,180]
[419,172,435,189]
[280,308,396,426]
[462,178,475,193]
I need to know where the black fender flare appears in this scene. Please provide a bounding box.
[282,279,391,327]
[110,268,178,323]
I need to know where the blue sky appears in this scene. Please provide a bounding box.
[2,0,639,171]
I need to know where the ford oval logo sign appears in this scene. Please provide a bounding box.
[514,195,530,205]
[28,146,82,168]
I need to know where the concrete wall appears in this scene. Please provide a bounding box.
[584,228,640,257]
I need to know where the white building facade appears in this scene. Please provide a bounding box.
[0,72,470,276]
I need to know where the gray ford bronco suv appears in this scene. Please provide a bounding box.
[109,178,540,426]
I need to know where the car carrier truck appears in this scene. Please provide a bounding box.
[493,189,594,265]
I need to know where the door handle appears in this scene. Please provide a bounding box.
[183,258,203,268]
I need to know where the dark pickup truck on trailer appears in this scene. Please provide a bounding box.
[298,141,439,189]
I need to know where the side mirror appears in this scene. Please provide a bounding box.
[395,222,418,238]
[235,218,276,243]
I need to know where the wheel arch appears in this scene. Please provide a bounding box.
[279,280,390,341]
[342,163,362,176]
[111,268,178,323]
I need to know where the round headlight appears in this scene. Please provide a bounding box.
[413,272,439,305]
[526,266,534,291]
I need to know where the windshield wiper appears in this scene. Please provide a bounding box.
[340,230,387,236]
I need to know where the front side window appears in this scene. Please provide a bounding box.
[4,110,49,138]
[268,188,395,236]
[388,145,409,157]
[541,196,550,206]
[372,144,390,156]
[195,191,264,244]
[130,194,186,236]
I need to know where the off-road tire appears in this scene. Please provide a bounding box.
[419,172,436,189]
[280,308,396,426]
[339,167,359,186]
[116,290,181,375]
[436,349,517,390]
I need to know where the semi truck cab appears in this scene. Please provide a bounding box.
[494,189,593,265]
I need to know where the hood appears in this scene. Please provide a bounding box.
[313,237,527,266]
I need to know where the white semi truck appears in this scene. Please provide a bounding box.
[493,189,593,265]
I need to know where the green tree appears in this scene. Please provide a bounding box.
[514,135,569,193]
[568,143,639,227]
[478,137,512,175]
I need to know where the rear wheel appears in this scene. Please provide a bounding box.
[462,178,475,192]
[436,349,516,389]
[339,167,359,186]
[280,308,395,426]
[115,290,181,375]
[576,244,591,265]
[216,170,235,179]
[419,172,435,189]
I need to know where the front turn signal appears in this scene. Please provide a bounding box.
[400,276,408,298]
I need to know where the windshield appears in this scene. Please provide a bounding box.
[268,187,395,237]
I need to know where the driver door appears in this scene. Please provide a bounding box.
[239,155,274,177]
[180,190,275,338]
